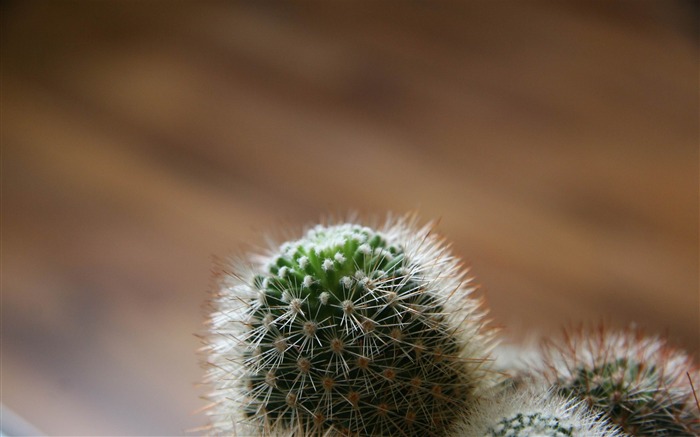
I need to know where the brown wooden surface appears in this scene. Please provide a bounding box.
[2,1,698,435]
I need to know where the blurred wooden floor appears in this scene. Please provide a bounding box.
[2,1,698,435]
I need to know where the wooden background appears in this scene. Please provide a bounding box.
[2,1,698,435]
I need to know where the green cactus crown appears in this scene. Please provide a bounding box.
[252,224,406,325]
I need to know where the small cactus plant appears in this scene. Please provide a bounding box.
[452,386,624,437]
[540,326,700,436]
[203,217,497,436]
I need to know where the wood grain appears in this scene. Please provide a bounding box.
[2,1,698,435]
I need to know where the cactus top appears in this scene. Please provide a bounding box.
[255,223,406,310]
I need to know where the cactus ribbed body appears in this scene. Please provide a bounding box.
[246,224,464,435]
[205,219,495,436]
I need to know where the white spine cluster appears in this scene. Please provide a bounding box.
[451,386,624,437]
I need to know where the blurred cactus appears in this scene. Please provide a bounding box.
[203,217,497,436]
[540,326,700,436]
[452,386,624,437]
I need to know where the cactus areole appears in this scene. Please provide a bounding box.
[205,220,492,436]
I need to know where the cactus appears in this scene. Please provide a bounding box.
[203,217,497,436]
[451,386,624,437]
[540,326,700,436]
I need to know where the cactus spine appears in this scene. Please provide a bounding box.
[204,218,496,436]
[541,327,700,436]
